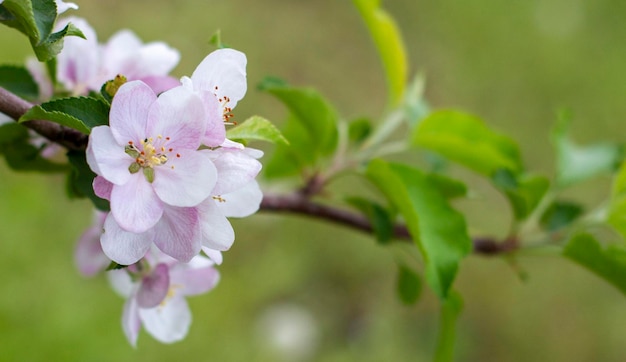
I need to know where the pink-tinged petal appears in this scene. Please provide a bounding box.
[122,297,141,347]
[74,211,109,277]
[140,75,181,94]
[139,295,191,344]
[153,150,216,207]
[153,206,202,262]
[55,17,100,94]
[147,85,205,150]
[55,0,79,14]
[101,30,142,78]
[25,58,53,100]
[110,175,163,233]
[107,269,135,297]
[198,199,234,251]
[201,247,223,265]
[211,148,262,195]
[137,263,170,308]
[200,89,226,147]
[88,126,132,185]
[109,81,157,145]
[101,212,155,265]
[191,48,247,109]
[217,180,263,218]
[170,257,220,296]
[129,42,180,78]
[93,176,113,201]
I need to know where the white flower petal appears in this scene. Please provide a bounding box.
[216,180,263,218]
[139,295,191,344]
[110,175,163,233]
[153,150,216,207]
[211,147,262,195]
[109,80,157,145]
[122,297,141,347]
[198,199,235,251]
[153,206,202,262]
[191,48,247,109]
[170,258,220,296]
[87,126,131,185]
[55,17,100,93]
[101,212,155,265]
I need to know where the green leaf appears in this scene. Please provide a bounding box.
[553,117,621,188]
[66,151,110,211]
[348,117,372,145]
[539,201,583,232]
[20,96,110,134]
[226,115,288,145]
[345,196,395,244]
[413,110,523,176]
[366,159,472,298]
[264,114,316,179]
[353,0,408,106]
[607,162,626,239]
[563,233,626,296]
[492,169,550,220]
[396,264,422,305]
[434,291,463,362]
[32,22,85,62]
[259,77,338,157]
[0,123,66,173]
[0,65,39,100]
[426,173,467,199]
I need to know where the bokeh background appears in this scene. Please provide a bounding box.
[2,0,626,361]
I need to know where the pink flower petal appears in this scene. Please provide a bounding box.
[101,213,154,265]
[109,81,157,145]
[153,206,202,262]
[199,90,226,147]
[137,263,170,308]
[170,257,220,296]
[201,247,223,265]
[191,48,247,109]
[87,126,132,185]
[74,211,109,277]
[153,150,216,207]
[55,17,100,94]
[110,175,163,233]
[93,176,113,201]
[198,199,235,251]
[140,75,181,94]
[148,85,205,150]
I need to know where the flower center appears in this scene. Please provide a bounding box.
[125,136,180,182]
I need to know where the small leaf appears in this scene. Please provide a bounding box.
[0,123,67,173]
[226,115,288,145]
[492,169,550,220]
[396,264,422,305]
[348,117,372,145]
[264,114,316,179]
[353,0,408,106]
[0,65,39,100]
[66,150,110,211]
[366,159,472,299]
[540,201,583,232]
[20,96,110,134]
[607,162,626,239]
[345,196,395,244]
[413,110,523,176]
[259,77,338,157]
[426,173,467,199]
[32,22,85,61]
[106,261,127,271]
[553,117,621,188]
[563,233,626,296]
[435,291,463,362]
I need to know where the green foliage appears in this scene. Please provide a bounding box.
[553,117,622,188]
[0,0,85,61]
[396,264,422,305]
[0,65,38,100]
[492,169,550,220]
[608,162,626,239]
[366,159,472,299]
[0,122,66,172]
[226,115,288,145]
[413,110,523,176]
[19,96,110,134]
[563,233,626,297]
[426,173,467,199]
[435,291,463,362]
[540,201,583,232]
[345,196,395,244]
[260,78,339,178]
[347,117,372,145]
[353,0,407,106]
[66,150,109,211]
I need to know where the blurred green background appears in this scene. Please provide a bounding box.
[2,0,626,361]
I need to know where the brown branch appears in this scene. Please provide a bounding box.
[260,193,515,255]
[0,85,514,256]
[0,87,87,150]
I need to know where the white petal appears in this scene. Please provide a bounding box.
[153,150,216,207]
[170,258,220,296]
[201,247,223,265]
[122,297,141,347]
[109,80,157,145]
[55,17,101,93]
[107,269,135,298]
[153,205,202,263]
[87,126,131,185]
[191,48,247,109]
[211,147,262,195]
[216,180,263,218]
[101,213,155,265]
[110,175,163,233]
[197,199,234,251]
[139,296,191,344]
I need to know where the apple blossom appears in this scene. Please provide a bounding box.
[87,80,218,263]
[180,48,247,147]
[74,211,110,277]
[108,251,220,346]
[54,17,180,95]
[55,0,78,14]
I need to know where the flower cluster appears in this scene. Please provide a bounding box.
[65,21,262,344]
